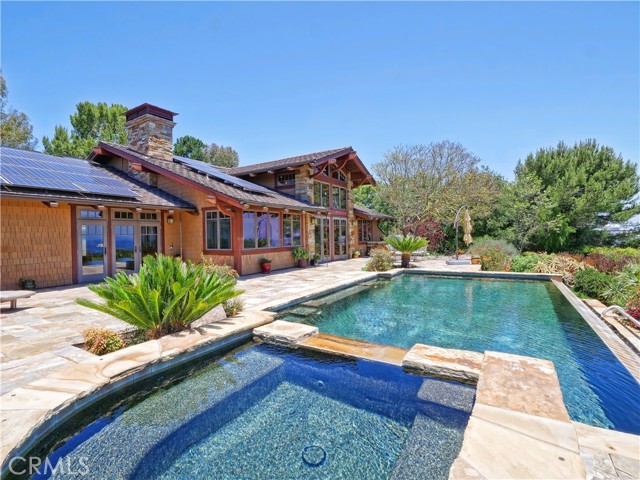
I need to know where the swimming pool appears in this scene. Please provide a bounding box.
[31,343,474,480]
[277,275,640,434]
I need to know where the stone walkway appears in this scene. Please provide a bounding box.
[0,256,479,395]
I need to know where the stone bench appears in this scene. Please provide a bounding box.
[0,290,36,309]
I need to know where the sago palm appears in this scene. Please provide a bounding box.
[76,254,243,339]
[385,234,428,268]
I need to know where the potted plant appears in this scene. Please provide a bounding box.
[471,255,481,265]
[353,250,361,258]
[384,234,428,268]
[259,258,272,274]
[292,247,309,268]
[310,253,321,266]
[19,278,36,289]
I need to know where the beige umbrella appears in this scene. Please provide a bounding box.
[463,209,473,245]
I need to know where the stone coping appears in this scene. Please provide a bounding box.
[402,343,483,385]
[0,311,273,472]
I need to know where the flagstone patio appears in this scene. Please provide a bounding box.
[0,256,479,395]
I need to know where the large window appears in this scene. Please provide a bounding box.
[358,220,372,242]
[283,214,302,247]
[332,186,347,210]
[206,211,231,250]
[313,182,330,207]
[243,211,280,249]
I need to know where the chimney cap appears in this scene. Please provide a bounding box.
[124,103,178,122]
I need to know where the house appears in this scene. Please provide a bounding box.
[0,103,391,289]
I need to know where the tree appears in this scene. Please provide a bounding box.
[0,74,37,149]
[203,143,239,168]
[174,135,206,160]
[42,102,128,158]
[515,140,639,250]
[373,141,501,228]
[174,136,240,168]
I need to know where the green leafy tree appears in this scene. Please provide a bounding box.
[42,101,128,158]
[203,143,239,168]
[0,74,37,149]
[515,140,639,250]
[374,141,501,228]
[174,135,207,160]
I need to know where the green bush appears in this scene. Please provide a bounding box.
[574,268,613,300]
[480,249,512,271]
[223,298,244,317]
[82,328,125,355]
[510,253,554,272]
[201,257,239,278]
[365,248,394,272]
[468,238,518,258]
[77,254,244,339]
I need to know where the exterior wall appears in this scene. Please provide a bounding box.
[241,250,296,275]
[1,199,73,289]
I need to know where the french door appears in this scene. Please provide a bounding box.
[333,218,348,259]
[78,221,108,283]
[113,222,159,274]
[313,217,330,261]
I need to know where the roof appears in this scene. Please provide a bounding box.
[0,147,194,210]
[354,204,394,220]
[94,142,327,212]
[124,103,177,122]
[226,147,351,176]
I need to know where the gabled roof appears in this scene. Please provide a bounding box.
[93,142,326,212]
[0,146,194,210]
[354,204,394,220]
[226,147,351,176]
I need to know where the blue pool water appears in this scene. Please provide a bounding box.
[277,275,640,434]
[35,344,474,480]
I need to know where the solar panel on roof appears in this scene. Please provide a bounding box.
[0,147,137,198]
[173,155,273,194]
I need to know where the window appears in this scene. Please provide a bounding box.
[358,220,372,242]
[332,186,347,210]
[140,213,158,220]
[313,182,330,207]
[243,211,280,249]
[277,173,295,187]
[332,170,347,182]
[206,211,232,250]
[80,210,103,219]
[283,214,302,247]
[113,211,134,219]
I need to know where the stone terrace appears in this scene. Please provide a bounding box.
[0,256,479,394]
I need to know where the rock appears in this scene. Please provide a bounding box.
[253,320,318,345]
[402,344,483,385]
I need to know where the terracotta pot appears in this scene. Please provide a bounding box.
[400,253,411,268]
[471,257,481,265]
[298,259,308,268]
[260,262,272,274]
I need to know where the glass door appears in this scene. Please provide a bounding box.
[333,218,348,259]
[313,217,330,261]
[140,225,159,258]
[78,222,107,283]
[114,223,136,275]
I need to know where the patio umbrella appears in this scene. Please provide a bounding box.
[463,209,473,245]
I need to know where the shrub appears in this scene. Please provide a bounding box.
[574,268,613,300]
[82,328,125,355]
[404,219,445,252]
[291,248,309,260]
[582,247,640,274]
[468,238,518,258]
[480,249,512,272]
[532,255,585,287]
[223,298,244,317]
[77,254,244,339]
[201,257,239,278]
[625,291,640,321]
[365,248,394,271]
[510,253,554,273]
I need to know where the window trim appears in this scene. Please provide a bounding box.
[282,213,302,247]
[313,181,330,207]
[204,209,232,251]
[358,219,373,243]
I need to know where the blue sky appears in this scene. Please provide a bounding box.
[2,1,638,178]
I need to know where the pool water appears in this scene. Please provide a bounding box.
[35,343,474,480]
[277,275,640,434]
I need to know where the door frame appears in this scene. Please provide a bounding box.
[77,218,108,283]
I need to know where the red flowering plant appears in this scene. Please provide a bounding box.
[404,219,445,252]
[625,292,640,324]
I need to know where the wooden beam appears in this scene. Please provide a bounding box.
[131,163,143,171]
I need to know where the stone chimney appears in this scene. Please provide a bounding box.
[124,103,177,161]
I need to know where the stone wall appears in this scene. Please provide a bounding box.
[0,199,73,289]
